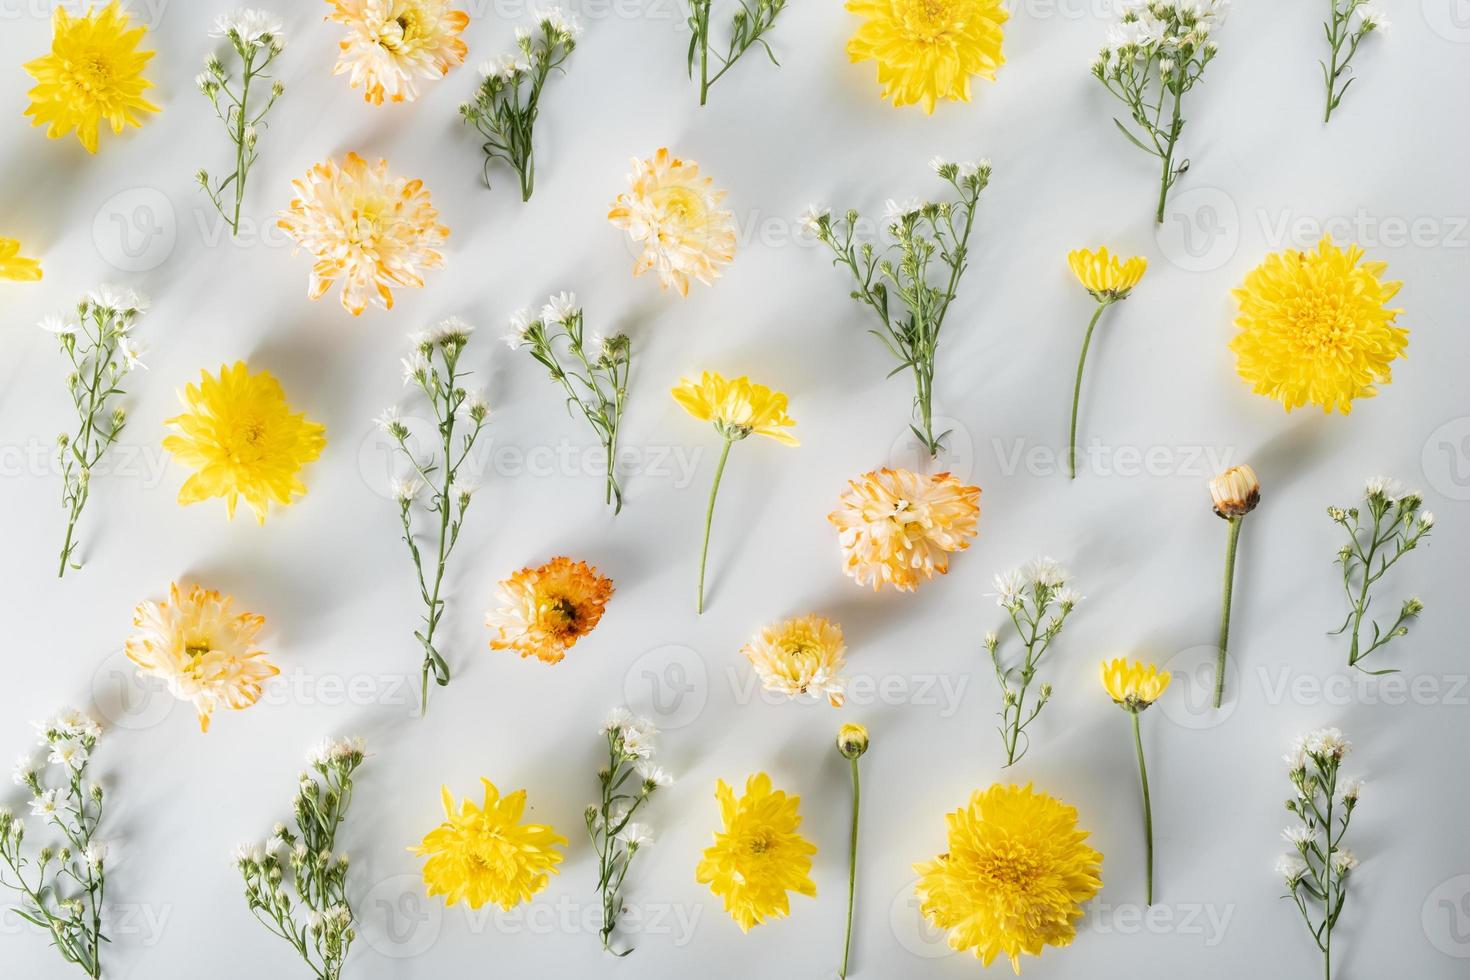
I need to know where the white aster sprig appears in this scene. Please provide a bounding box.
[804,158,992,457]
[507,293,632,513]
[587,709,670,955]
[1320,0,1386,123]
[1092,0,1227,223]
[0,709,108,979]
[197,9,286,236]
[460,8,579,201]
[235,737,366,980]
[985,558,1080,767]
[1278,727,1360,980]
[380,319,491,715]
[47,287,147,578]
[685,0,788,106]
[1328,477,1431,673]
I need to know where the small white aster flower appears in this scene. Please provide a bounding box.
[1339,776,1363,802]
[47,739,88,770]
[618,822,655,847]
[84,840,109,868]
[1282,826,1316,846]
[211,9,285,46]
[883,198,924,220]
[374,406,403,433]
[1304,727,1350,761]
[11,755,38,786]
[636,762,674,787]
[391,478,422,504]
[29,790,59,817]
[991,569,1026,609]
[798,204,830,237]
[1275,854,1308,884]
[118,336,147,371]
[541,291,579,324]
[40,313,78,335]
[1024,557,1068,587]
[1330,848,1358,873]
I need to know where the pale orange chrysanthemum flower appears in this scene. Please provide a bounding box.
[608,148,735,297]
[126,583,279,732]
[326,0,469,105]
[278,152,448,316]
[829,468,981,591]
[741,614,848,707]
[487,557,614,664]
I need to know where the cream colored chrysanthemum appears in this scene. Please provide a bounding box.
[125,583,278,732]
[608,148,735,297]
[828,468,981,591]
[327,0,469,105]
[741,614,847,707]
[278,152,448,316]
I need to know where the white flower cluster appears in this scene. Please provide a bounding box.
[1098,0,1228,66]
[210,8,285,51]
[307,736,367,769]
[992,557,1080,611]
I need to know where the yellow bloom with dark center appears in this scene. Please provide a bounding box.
[696,773,817,932]
[914,783,1102,973]
[1100,658,1171,711]
[741,614,848,707]
[163,362,327,524]
[1230,235,1406,414]
[327,0,470,105]
[278,152,449,316]
[1068,246,1146,302]
[846,0,1008,114]
[671,371,798,446]
[23,1,159,153]
[487,556,614,664]
[126,583,278,732]
[608,148,736,296]
[0,239,42,282]
[412,779,566,910]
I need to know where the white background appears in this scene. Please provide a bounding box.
[1,0,1468,977]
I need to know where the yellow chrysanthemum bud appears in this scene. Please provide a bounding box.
[1210,464,1261,520]
[1100,658,1171,711]
[836,723,869,760]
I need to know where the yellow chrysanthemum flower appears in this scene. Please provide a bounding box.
[671,371,798,446]
[126,583,278,732]
[828,468,980,591]
[696,773,817,932]
[163,362,327,524]
[608,148,736,297]
[1230,235,1407,414]
[327,0,470,105]
[914,783,1103,973]
[23,1,159,153]
[846,0,1008,114]
[1100,658,1171,711]
[412,779,566,910]
[486,556,614,664]
[741,614,848,707]
[278,152,449,316]
[0,239,42,282]
[1068,246,1146,302]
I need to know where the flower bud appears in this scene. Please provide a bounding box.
[1210,464,1260,519]
[836,723,869,760]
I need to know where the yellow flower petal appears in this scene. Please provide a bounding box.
[846,0,1008,114]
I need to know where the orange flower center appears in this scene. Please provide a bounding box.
[541,595,580,636]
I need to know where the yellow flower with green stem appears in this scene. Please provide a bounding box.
[1065,247,1146,479]
[672,371,797,613]
[23,1,159,153]
[836,724,869,979]
[1100,658,1171,905]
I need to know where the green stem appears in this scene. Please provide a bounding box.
[696,437,734,614]
[1131,711,1154,905]
[1068,300,1110,479]
[841,756,860,979]
[1155,82,1183,224]
[1213,517,1242,709]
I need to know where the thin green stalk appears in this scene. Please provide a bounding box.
[840,756,860,979]
[1068,300,1111,479]
[1131,711,1154,905]
[1155,83,1183,224]
[1214,517,1242,708]
[696,437,734,613]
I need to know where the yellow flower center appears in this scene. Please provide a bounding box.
[381,9,423,50]
[67,53,116,96]
[185,640,213,659]
[974,843,1044,895]
[897,0,961,39]
[541,595,579,635]
[745,830,774,856]
[653,186,707,229]
[1286,293,1347,356]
